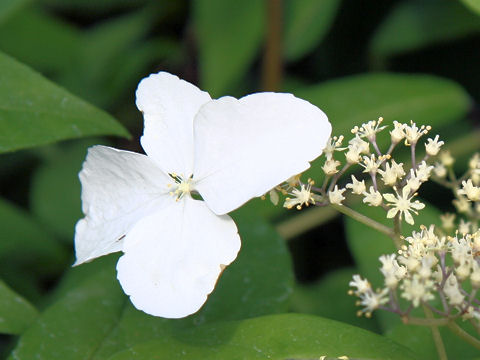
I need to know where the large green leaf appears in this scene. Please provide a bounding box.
[194,0,264,96]
[0,51,129,153]
[296,73,471,139]
[284,0,341,61]
[30,139,103,241]
[11,207,293,359]
[0,0,30,24]
[369,0,480,63]
[0,8,81,75]
[0,279,38,335]
[107,313,419,360]
[387,321,480,360]
[290,267,380,333]
[0,197,68,299]
[462,0,480,15]
[9,256,125,360]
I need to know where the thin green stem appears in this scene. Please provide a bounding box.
[447,321,480,350]
[393,213,402,249]
[423,306,448,360]
[329,203,398,241]
[402,316,450,327]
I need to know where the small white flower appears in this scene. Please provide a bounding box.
[360,154,380,174]
[424,135,444,156]
[433,162,447,178]
[401,275,434,307]
[453,195,472,214]
[390,121,405,144]
[404,121,430,145]
[440,213,455,231]
[363,186,382,207]
[349,274,371,295]
[322,158,341,175]
[323,136,346,160]
[284,183,315,210]
[443,275,464,306]
[348,135,370,154]
[378,160,404,186]
[457,179,480,201]
[383,186,425,225]
[351,117,387,141]
[328,185,346,205]
[439,150,454,167]
[346,175,366,195]
[74,72,331,318]
[458,219,472,235]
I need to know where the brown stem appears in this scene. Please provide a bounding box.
[262,0,283,91]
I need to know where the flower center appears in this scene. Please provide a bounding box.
[169,174,194,201]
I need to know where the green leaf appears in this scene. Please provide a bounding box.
[30,139,103,241]
[296,73,471,139]
[387,321,480,360]
[0,197,68,299]
[290,267,380,333]
[194,0,264,96]
[0,51,129,154]
[369,0,480,63]
[284,0,341,61]
[461,0,480,15]
[61,8,157,108]
[0,0,30,24]
[0,279,38,335]
[9,257,126,360]
[11,206,293,359]
[0,8,81,75]
[107,313,419,360]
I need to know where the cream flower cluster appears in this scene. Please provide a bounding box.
[433,152,480,236]
[279,118,442,227]
[350,225,480,321]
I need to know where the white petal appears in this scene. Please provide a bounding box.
[404,210,414,225]
[386,207,399,219]
[74,146,172,265]
[116,196,241,318]
[193,92,331,215]
[136,72,212,176]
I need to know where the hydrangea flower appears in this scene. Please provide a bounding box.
[74,72,331,318]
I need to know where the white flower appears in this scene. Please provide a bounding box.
[424,135,444,156]
[378,160,405,186]
[383,186,425,225]
[351,117,386,141]
[390,121,405,144]
[362,186,382,207]
[74,72,331,318]
[457,179,480,201]
[346,175,366,195]
[404,121,430,145]
[284,183,315,209]
[322,158,341,175]
[328,185,346,205]
[433,162,447,178]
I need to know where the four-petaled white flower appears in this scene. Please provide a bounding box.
[74,72,331,318]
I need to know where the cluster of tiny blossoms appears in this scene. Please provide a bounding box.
[271,117,443,227]
[431,150,480,234]
[349,224,480,324]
